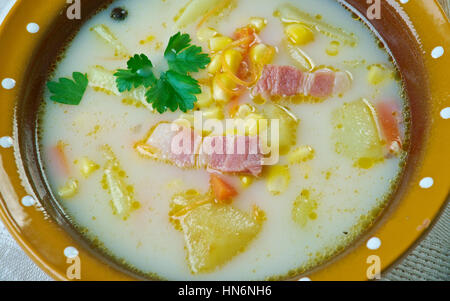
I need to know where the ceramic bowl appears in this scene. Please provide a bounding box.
[0,0,448,280]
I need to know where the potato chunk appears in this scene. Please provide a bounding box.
[332,99,383,168]
[263,104,299,155]
[90,24,130,58]
[266,165,291,196]
[176,0,222,28]
[101,145,139,220]
[169,191,264,274]
[58,178,79,199]
[87,65,153,111]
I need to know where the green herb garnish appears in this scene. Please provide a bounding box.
[114,32,211,114]
[115,54,156,92]
[47,72,88,105]
[146,71,201,114]
[164,32,211,74]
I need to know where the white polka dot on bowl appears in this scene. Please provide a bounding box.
[431,46,444,59]
[0,136,13,148]
[1,78,16,90]
[419,177,434,189]
[366,237,381,250]
[21,195,36,207]
[400,0,409,4]
[298,277,311,281]
[26,22,39,34]
[440,107,450,119]
[64,246,79,259]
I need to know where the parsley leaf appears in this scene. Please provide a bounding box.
[146,71,201,114]
[114,32,210,114]
[47,72,89,105]
[164,32,211,74]
[114,54,156,92]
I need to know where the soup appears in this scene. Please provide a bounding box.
[39,0,409,280]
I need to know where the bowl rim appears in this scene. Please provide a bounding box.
[0,0,449,281]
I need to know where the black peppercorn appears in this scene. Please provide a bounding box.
[111,7,128,21]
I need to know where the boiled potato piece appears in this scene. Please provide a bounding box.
[88,66,153,111]
[58,178,79,199]
[266,165,291,196]
[332,99,383,168]
[367,64,393,85]
[101,145,139,220]
[88,65,120,95]
[176,0,222,28]
[284,41,315,72]
[263,104,299,155]
[90,24,130,57]
[169,191,264,274]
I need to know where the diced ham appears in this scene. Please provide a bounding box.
[141,122,202,168]
[135,123,263,176]
[376,100,403,156]
[201,136,263,176]
[253,65,352,99]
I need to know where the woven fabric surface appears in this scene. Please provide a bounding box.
[0,0,448,281]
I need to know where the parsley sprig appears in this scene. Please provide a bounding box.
[46,32,210,113]
[47,72,88,105]
[164,32,211,74]
[115,54,156,92]
[114,32,211,114]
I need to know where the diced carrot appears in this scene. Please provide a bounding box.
[376,101,402,154]
[210,174,238,204]
[233,26,257,50]
[50,141,70,176]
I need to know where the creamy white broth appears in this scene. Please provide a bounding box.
[39,0,408,280]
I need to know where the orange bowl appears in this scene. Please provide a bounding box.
[0,0,449,280]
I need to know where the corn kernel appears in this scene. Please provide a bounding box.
[249,17,267,33]
[213,73,235,103]
[266,165,291,196]
[367,64,386,85]
[58,179,79,199]
[196,85,213,108]
[197,27,218,42]
[288,145,315,164]
[79,157,100,178]
[209,36,233,52]
[208,54,222,74]
[285,24,315,46]
[224,49,243,74]
[240,176,254,188]
[250,44,276,66]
